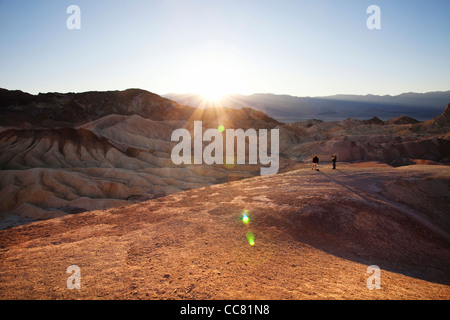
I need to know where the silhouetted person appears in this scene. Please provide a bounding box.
[312,155,319,171]
[332,154,337,169]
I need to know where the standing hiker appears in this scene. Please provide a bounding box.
[312,155,319,171]
[332,154,337,169]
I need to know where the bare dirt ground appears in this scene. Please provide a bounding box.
[0,162,449,300]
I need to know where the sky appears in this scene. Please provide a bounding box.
[0,0,449,98]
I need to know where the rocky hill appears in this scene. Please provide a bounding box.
[0,163,449,299]
[0,89,285,228]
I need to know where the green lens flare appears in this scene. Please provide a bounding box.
[242,213,249,224]
[246,231,255,246]
[218,125,225,132]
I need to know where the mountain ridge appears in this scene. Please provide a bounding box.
[0,88,282,129]
[164,90,450,122]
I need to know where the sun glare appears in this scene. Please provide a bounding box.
[176,46,245,106]
[193,61,232,104]
[201,90,225,103]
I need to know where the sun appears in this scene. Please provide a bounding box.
[200,85,226,103]
[176,46,245,106]
[192,62,232,104]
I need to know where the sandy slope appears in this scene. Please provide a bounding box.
[0,163,449,300]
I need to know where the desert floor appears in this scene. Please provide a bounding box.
[0,162,449,300]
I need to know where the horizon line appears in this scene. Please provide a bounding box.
[2,86,450,99]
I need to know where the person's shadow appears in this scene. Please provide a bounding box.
[318,170,370,203]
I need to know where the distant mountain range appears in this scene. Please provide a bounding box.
[2,88,448,126]
[164,91,450,122]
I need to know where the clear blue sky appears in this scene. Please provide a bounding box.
[0,0,449,97]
